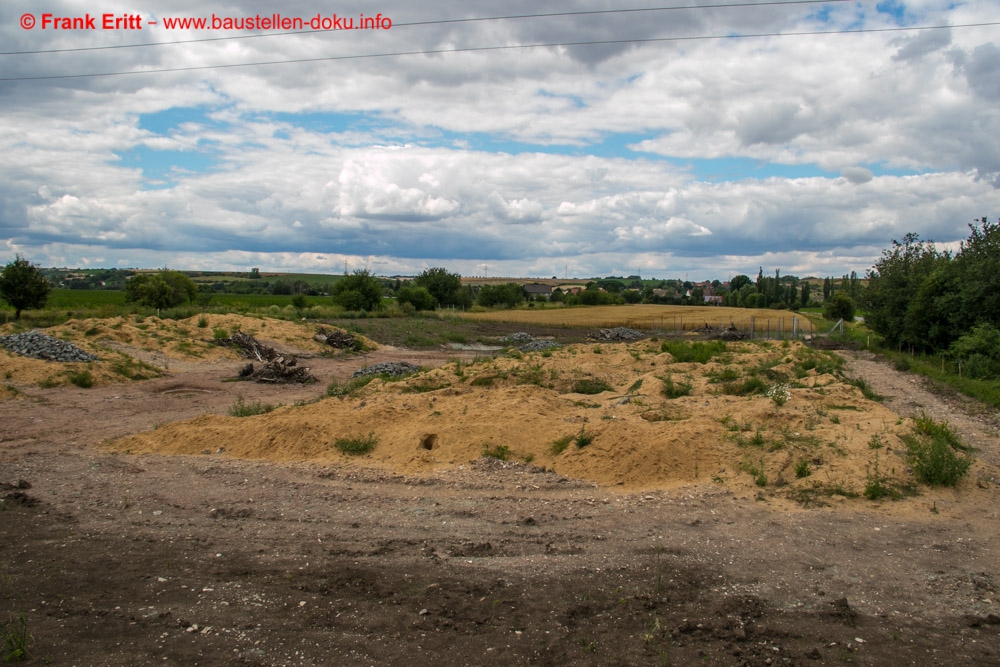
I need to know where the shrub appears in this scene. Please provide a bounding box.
[573,378,613,395]
[902,415,973,486]
[823,290,856,321]
[335,433,378,455]
[794,458,811,478]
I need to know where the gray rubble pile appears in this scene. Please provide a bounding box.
[352,361,420,379]
[503,332,534,345]
[0,330,98,362]
[519,340,561,352]
[592,327,644,342]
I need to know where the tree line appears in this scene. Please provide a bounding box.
[860,218,999,378]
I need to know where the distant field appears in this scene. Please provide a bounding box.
[47,289,126,308]
[455,304,817,332]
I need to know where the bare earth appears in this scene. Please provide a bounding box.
[2,334,1000,666]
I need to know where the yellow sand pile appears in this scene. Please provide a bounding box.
[110,341,934,495]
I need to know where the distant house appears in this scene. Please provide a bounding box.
[523,283,553,300]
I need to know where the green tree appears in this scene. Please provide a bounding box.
[823,290,856,321]
[861,233,948,348]
[397,285,436,311]
[0,255,51,320]
[413,267,463,308]
[729,274,751,292]
[477,283,525,308]
[331,269,383,311]
[125,271,198,309]
[800,281,811,307]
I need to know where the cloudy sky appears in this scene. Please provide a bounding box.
[1,1,998,280]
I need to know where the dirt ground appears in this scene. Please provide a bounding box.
[2,325,1000,666]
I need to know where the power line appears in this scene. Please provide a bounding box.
[1,0,854,56]
[0,21,994,83]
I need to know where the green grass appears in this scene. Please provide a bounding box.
[325,375,378,398]
[482,443,512,460]
[719,375,767,396]
[880,350,1000,409]
[659,374,692,399]
[334,433,378,455]
[228,396,278,417]
[660,340,728,364]
[66,369,94,388]
[1,613,32,662]
[550,434,574,455]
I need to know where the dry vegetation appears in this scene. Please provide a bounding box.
[454,304,811,332]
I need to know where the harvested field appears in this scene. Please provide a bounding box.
[454,304,813,332]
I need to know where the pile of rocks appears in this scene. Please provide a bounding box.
[519,340,560,352]
[592,327,644,342]
[0,330,98,362]
[352,361,420,379]
[503,332,534,345]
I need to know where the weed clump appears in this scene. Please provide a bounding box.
[335,433,378,455]
[902,415,973,486]
[482,444,511,460]
[550,434,574,455]
[67,369,93,388]
[660,340,727,364]
[573,378,614,395]
[228,396,277,417]
[659,374,692,399]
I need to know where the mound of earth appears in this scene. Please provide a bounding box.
[110,340,949,497]
[0,315,373,391]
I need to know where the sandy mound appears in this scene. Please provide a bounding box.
[0,315,373,392]
[110,340,955,496]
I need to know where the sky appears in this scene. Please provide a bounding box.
[1,1,998,281]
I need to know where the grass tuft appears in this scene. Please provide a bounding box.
[334,433,378,455]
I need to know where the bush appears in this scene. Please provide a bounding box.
[397,285,436,311]
[573,378,613,394]
[335,433,378,455]
[331,270,383,312]
[902,415,974,486]
[125,271,198,309]
[823,290,856,321]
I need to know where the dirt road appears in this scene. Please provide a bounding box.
[2,345,999,666]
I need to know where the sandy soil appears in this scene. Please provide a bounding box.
[2,325,1000,666]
